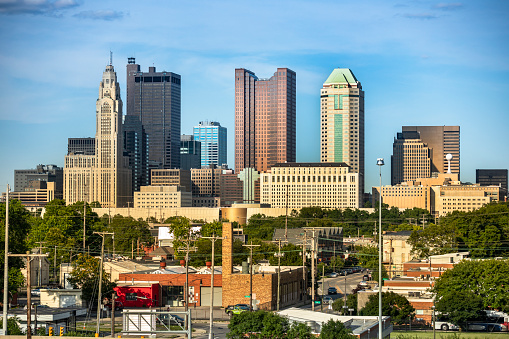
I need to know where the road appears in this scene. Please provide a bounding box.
[317,271,366,298]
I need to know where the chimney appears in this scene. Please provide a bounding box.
[206,261,212,269]
[160,260,166,269]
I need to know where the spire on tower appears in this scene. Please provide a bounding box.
[109,51,113,66]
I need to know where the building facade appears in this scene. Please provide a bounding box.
[134,185,192,208]
[123,115,150,194]
[391,131,432,185]
[126,57,181,169]
[235,68,296,173]
[193,121,227,168]
[14,164,63,198]
[402,126,460,178]
[150,169,191,192]
[476,169,508,200]
[67,138,95,156]
[180,135,201,170]
[320,68,365,194]
[260,163,361,209]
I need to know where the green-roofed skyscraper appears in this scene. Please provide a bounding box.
[320,68,365,199]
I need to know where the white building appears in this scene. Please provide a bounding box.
[260,163,360,209]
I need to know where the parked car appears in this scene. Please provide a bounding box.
[435,321,459,331]
[328,287,338,295]
[330,272,338,278]
[225,304,250,316]
[105,300,124,311]
[363,275,369,281]
[359,281,368,287]
[31,288,41,296]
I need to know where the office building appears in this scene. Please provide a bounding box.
[235,68,296,173]
[67,138,95,155]
[476,169,508,200]
[320,68,364,194]
[193,121,227,168]
[150,169,191,192]
[64,62,131,207]
[126,58,181,169]
[180,135,201,170]
[2,181,57,207]
[123,115,150,193]
[402,126,460,178]
[14,164,63,198]
[219,170,243,207]
[391,131,432,185]
[260,163,361,209]
[134,185,192,208]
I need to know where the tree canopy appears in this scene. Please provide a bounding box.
[360,291,415,324]
[319,319,356,339]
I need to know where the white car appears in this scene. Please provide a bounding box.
[330,272,338,278]
[359,281,368,287]
[435,321,459,331]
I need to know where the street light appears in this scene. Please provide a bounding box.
[377,158,384,339]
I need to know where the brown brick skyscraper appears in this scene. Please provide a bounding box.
[235,68,296,173]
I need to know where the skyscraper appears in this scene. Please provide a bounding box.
[180,135,201,170]
[391,131,432,185]
[476,169,508,200]
[235,68,296,173]
[123,115,149,193]
[193,121,227,168]
[64,62,131,207]
[402,126,460,178]
[126,57,181,169]
[320,68,364,193]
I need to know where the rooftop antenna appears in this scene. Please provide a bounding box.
[109,51,113,66]
[446,153,453,174]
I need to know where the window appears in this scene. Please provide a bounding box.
[126,293,137,301]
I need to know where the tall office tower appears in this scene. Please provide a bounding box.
[93,63,131,207]
[235,68,296,173]
[391,131,432,185]
[320,68,365,194]
[193,121,227,168]
[68,138,95,155]
[123,115,150,193]
[126,57,181,169]
[402,126,460,178]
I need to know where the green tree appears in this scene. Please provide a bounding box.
[434,290,484,330]
[319,319,355,339]
[201,220,222,237]
[67,254,116,306]
[360,291,415,324]
[104,215,152,256]
[432,259,509,312]
[0,316,24,335]
[407,223,457,258]
[167,217,193,259]
[287,322,313,339]
[8,267,25,294]
[227,310,289,339]
[333,293,357,315]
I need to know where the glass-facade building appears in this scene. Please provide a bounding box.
[193,121,227,168]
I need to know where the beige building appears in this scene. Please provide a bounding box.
[320,68,364,194]
[64,63,131,207]
[40,289,82,308]
[382,231,413,278]
[260,163,360,209]
[2,181,57,207]
[134,185,192,208]
[391,132,432,185]
[373,173,500,217]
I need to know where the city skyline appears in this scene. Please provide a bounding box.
[0,1,508,193]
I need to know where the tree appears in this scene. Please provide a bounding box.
[360,291,415,324]
[407,223,457,258]
[432,259,509,312]
[319,319,356,339]
[287,322,313,339]
[167,217,194,259]
[104,215,152,255]
[0,316,24,335]
[201,220,222,237]
[227,310,289,339]
[333,293,357,315]
[434,290,484,330]
[67,254,116,306]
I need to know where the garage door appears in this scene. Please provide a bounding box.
[200,287,222,306]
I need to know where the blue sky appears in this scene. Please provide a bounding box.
[0,0,508,194]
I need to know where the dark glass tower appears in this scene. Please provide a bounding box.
[126,57,181,169]
[123,115,149,192]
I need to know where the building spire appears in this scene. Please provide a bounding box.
[109,51,113,66]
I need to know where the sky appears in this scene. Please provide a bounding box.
[0,0,508,194]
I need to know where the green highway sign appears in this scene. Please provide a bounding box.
[245,295,250,298]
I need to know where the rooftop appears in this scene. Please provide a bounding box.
[324,68,358,85]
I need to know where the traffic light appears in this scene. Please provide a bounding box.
[59,326,64,336]
[48,327,53,336]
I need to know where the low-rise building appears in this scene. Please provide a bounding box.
[382,231,413,278]
[134,185,192,208]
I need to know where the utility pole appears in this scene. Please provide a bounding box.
[131,239,134,259]
[54,246,57,283]
[111,291,116,337]
[93,231,114,337]
[321,264,325,312]
[272,239,287,311]
[2,184,9,336]
[202,235,223,339]
[310,230,316,311]
[35,241,46,287]
[243,241,260,311]
[300,231,307,301]
[9,252,47,339]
